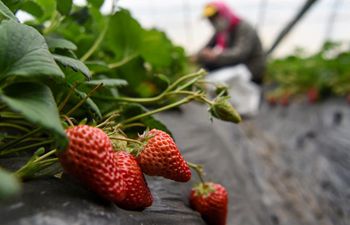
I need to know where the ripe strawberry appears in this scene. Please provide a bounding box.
[137,129,191,182]
[307,88,319,103]
[59,125,126,203]
[114,151,153,210]
[346,94,350,105]
[279,94,289,106]
[266,95,277,106]
[190,182,228,225]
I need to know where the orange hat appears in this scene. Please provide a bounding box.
[203,4,218,17]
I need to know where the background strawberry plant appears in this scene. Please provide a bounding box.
[265,41,350,104]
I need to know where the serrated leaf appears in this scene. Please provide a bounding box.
[0,20,64,80]
[53,54,91,80]
[0,82,68,147]
[57,0,72,16]
[45,36,77,50]
[0,167,21,200]
[105,9,142,61]
[86,78,128,87]
[0,0,18,21]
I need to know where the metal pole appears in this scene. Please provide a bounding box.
[266,0,321,56]
[324,0,342,42]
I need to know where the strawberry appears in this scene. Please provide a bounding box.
[307,87,319,103]
[279,94,289,106]
[266,95,277,106]
[137,129,191,182]
[190,182,228,225]
[114,151,153,210]
[59,125,126,203]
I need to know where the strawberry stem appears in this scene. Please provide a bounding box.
[187,162,206,184]
[0,122,30,132]
[0,127,41,151]
[109,136,143,146]
[93,69,206,104]
[0,140,54,156]
[121,95,196,126]
[58,82,78,112]
[96,112,119,128]
[65,83,103,117]
[62,115,75,127]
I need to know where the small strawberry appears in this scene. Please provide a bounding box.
[266,95,277,106]
[346,94,350,105]
[307,88,319,103]
[114,151,153,210]
[137,129,191,182]
[190,182,228,225]
[59,125,126,203]
[279,94,289,106]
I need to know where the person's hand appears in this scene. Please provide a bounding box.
[199,48,218,62]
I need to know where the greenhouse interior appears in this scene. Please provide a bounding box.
[0,0,349,225]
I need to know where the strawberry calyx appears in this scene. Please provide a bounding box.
[192,182,216,198]
[131,129,156,156]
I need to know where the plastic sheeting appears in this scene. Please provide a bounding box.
[1,99,349,225]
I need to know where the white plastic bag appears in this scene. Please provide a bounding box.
[206,65,261,116]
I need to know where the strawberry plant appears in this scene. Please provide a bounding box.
[0,0,238,223]
[266,41,350,104]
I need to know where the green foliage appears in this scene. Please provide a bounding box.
[0,0,239,189]
[267,41,350,99]
[0,82,67,147]
[0,0,17,21]
[0,20,64,80]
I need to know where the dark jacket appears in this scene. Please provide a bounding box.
[199,20,266,84]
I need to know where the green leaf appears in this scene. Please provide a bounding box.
[0,82,68,147]
[53,54,91,80]
[57,0,72,16]
[45,36,77,50]
[140,29,172,68]
[31,0,56,21]
[20,1,43,19]
[105,9,142,61]
[1,0,23,13]
[87,0,104,9]
[86,78,128,87]
[0,20,64,81]
[0,0,18,21]
[0,167,21,200]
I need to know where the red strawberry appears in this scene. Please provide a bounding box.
[346,94,350,105]
[59,125,126,203]
[190,182,228,225]
[307,88,319,103]
[279,94,289,106]
[137,129,191,182]
[114,151,153,210]
[266,95,277,106]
